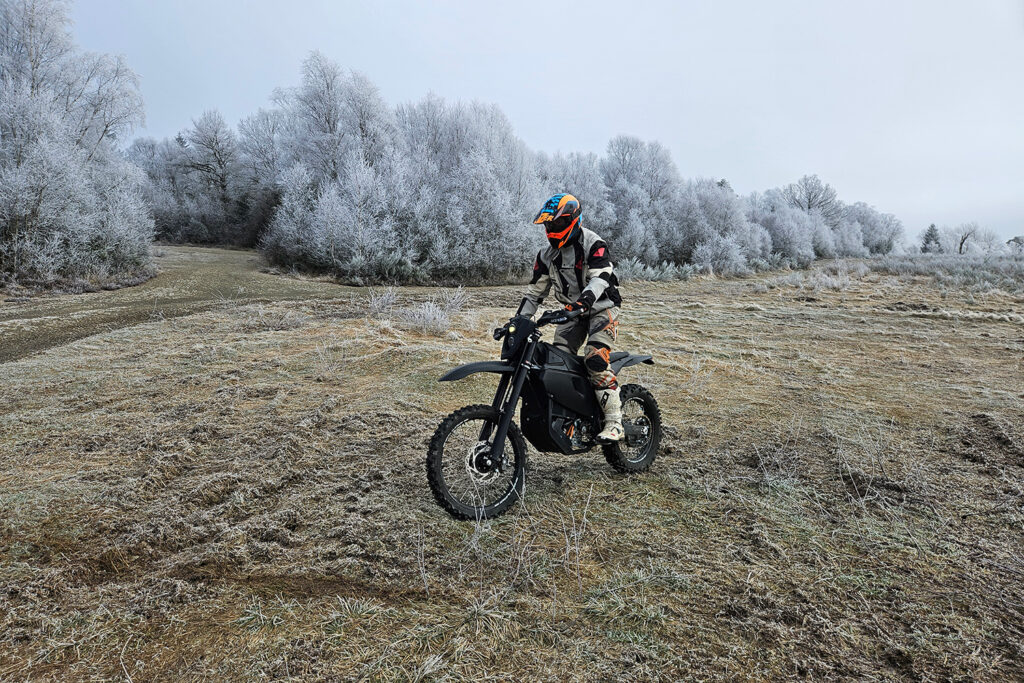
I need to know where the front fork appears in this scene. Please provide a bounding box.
[480,336,538,466]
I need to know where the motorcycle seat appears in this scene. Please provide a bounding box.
[545,346,633,375]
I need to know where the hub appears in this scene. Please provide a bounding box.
[466,441,501,481]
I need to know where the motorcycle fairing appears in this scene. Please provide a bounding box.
[518,346,601,454]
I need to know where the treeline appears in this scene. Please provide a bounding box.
[130,51,904,284]
[1,0,908,288]
[0,0,152,287]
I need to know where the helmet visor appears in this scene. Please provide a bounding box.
[544,214,573,233]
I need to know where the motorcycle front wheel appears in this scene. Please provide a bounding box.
[426,404,527,520]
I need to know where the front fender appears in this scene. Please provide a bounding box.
[439,360,514,382]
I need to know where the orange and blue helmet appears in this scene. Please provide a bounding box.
[534,193,582,249]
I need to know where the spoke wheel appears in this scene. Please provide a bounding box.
[602,384,662,473]
[427,405,526,520]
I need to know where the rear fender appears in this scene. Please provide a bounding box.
[610,353,653,375]
[439,360,514,382]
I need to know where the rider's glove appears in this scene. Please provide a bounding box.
[565,291,595,314]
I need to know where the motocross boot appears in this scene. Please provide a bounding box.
[596,387,624,442]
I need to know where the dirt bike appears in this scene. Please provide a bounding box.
[427,308,662,520]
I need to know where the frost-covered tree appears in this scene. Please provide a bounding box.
[128,112,247,244]
[0,0,72,93]
[921,223,942,253]
[935,223,1002,255]
[0,0,151,285]
[972,228,1005,254]
[842,202,903,254]
[275,51,396,180]
[601,135,680,263]
[745,190,819,266]
[127,135,189,239]
[947,222,978,255]
[831,217,870,257]
[181,110,242,241]
[259,66,543,283]
[782,174,842,227]
[234,108,284,243]
[238,108,283,187]
[390,96,540,281]
[667,178,769,269]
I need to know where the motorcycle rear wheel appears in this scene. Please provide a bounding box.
[602,384,662,473]
[427,404,527,520]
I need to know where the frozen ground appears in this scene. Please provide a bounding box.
[2,247,1023,680]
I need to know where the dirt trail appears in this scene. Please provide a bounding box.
[0,246,350,363]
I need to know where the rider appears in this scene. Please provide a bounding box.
[517,193,624,442]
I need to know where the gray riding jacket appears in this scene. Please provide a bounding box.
[519,227,622,318]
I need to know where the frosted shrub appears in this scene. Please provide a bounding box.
[765,269,853,292]
[259,164,317,266]
[616,258,696,282]
[808,272,851,291]
[810,215,837,258]
[367,286,398,317]
[613,257,649,282]
[439,286,469,313]
[871,254,1024,294]
[399,300,451,335]
[691,233,750,276]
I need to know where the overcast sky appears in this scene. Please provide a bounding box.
[72,0,1024,240]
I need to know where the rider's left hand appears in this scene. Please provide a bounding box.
[565,291,595,314]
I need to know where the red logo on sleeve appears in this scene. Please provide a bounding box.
[593,247,606,258]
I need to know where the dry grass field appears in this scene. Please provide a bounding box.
[2,247,1023,680]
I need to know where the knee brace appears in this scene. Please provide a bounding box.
[585,344,618,389]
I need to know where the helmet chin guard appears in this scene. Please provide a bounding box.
[534,193,582,249]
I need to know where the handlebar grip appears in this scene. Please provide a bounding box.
[539,309,577,326]
[493,327,505,340]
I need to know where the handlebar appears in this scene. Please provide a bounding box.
[493,308,582,340]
